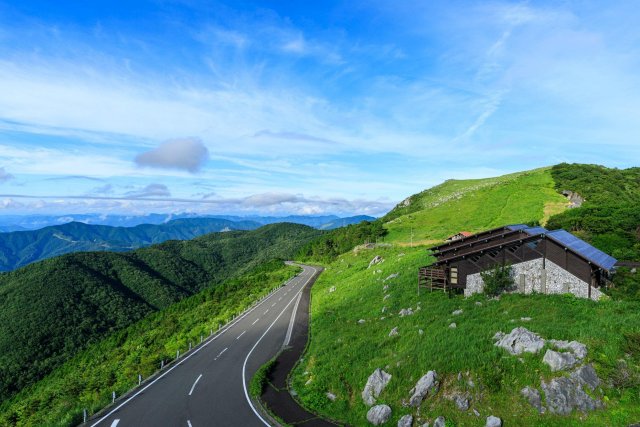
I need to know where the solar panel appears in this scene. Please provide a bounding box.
[522,226,548,236]
[546,230,618,271]
[506,224,529,231]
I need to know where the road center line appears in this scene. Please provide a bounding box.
[187,421,193,427]
[264,309,269,315]
[278,297,282,301]
[110,420,120,427]
[252,318,259,325]
[217,347,228,358]
[236,331,246,340]
[188,374,203,396]
[271,302,276,307]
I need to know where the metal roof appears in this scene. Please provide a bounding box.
[505,224,529,231]
[546,229,618,271]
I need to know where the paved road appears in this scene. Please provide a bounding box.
[89,264,320,427]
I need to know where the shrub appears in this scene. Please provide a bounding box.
[480,263,514,296]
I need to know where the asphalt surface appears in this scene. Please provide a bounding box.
[88,264,320,427]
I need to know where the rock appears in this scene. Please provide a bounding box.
[454,394,470,411]
[449,322,457,328]
[384,273,399,281]
[452,309,463,315]
[377,269,383,274]
[475,301,483,306]
[305,378,312,385]
[541,376,603,415]
[418,329,424,335]
[326,392,336,401]
[494,327,545,355]
[368,256,384,268]
[383,294,391,301]
[433,416,446,427]
[492,331,505,340]
[520,317,532,321]
[521,386,544,413]
[397,415,413,427]
[473,409,480,417]
[382,306,387,313]
[399,308,414,317]
[409,371,438,407]
[486,415,502,427]
[362,369,392,406]
[570,364,600,391]
[383,285,389,291]
[549,339,588,359]
[358,319,366,324]
[329,286,336,293]
[366,404,392,425]
[543,349,578,372]
[389,327,399,337]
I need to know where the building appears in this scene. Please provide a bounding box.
[418,224,617,300]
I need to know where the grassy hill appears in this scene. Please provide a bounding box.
[382,167,568,245]
[0,223,320,403]
[288,163,640,426]
[0,217,262,271]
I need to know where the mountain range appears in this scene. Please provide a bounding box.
[0,215,375,271]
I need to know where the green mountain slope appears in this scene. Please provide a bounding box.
[0,223,320,402]
[288,163,640,426]
[382,167,568,244]
[0,217,262,271]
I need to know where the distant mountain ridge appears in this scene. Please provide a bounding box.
[0,215,375,271]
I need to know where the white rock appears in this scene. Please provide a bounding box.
[399,308,414,317]
[449,322,457,328]
[383,294,391,301]
[520,317,532,321]
[362,369,392,406]
[305,378,312,385]
[475,301,483,306]
[326,392,336,401]
[329,286,336,293]
[397,414,413,427]
[549,339,588,359]
[358,319,366,324]
[368,256,383,269]
[494,327,545,355]
[389,327,399,337]
[433,416,446,427]
[366,404,392,425]
[384,273,399,281]
[452,309,463,315]
[409,371,438,406]
[486,415,502,427]
[382,306,387,313]
[543,349,578,372]
[570,364,600,391]
[418,329,424,335]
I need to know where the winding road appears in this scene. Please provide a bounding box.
[88,263,320,427]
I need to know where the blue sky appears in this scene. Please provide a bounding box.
[0,1,639,217]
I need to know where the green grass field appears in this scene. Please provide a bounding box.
[291,246,640,426]
[383,168,567,244]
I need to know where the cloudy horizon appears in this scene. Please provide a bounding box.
[0,1,639,217]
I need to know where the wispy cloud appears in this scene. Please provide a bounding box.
[125,184,171,198]
[0,167,14,183]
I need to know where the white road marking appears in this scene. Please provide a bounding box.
[278,297,282,301]
[187,421,193,427]
[90,264,306,427]
[236,331,246,340]
[215,347,228,360]
[188,374,203,396]
[271,302,276,307]
[110,420,120,427]
[252,318,259,325]
[242,265,318,427]
[284,291,303,346]
[264,309,269,315]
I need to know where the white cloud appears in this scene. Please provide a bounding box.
[125,183,171,198]
[135,138,209,173]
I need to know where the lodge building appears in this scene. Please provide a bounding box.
[418,224,618,301]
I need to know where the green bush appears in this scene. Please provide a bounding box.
[480,263,514,296]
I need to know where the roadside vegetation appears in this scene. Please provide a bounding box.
[0,260,300,426]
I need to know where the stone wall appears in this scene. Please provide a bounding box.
[464,258,604,301]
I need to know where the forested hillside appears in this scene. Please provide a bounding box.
[0,217,261,271]
[0,223,320,402]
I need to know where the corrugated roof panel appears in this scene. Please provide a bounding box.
[546,230,618,271]
[522,226,548,236]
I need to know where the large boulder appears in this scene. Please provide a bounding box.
[398,414,413,427]
[541,376,603,415]
[409,371,438,407]
[549,339,588,359]
[494,327,545,355]
[543,349,578,372]
[570,364,600,391]
[362,369,392,406]
[367,404,392,425]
